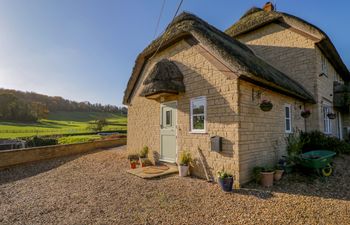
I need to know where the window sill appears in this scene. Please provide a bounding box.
[189,131,207,134]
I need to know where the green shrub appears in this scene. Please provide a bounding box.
[285,130,305,159]
[217,169,233,179]
[179,151,192,166]
[26,136,58,147]
[58,135,101,145]
[300,130,350,154]
[139,146,149,158]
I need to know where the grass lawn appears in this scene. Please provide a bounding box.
[57,134,102,145]
[0,111,127,139]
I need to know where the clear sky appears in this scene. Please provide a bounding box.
[0,0,349,106]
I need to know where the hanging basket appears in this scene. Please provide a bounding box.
[259,100,273,112]
[301,110,311,118]
[327,113,336,120]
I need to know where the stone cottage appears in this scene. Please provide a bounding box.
[123,3,350,186]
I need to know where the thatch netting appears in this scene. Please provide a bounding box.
[140,59,185,97]
[123,12,315,105]
[225,7,350,81]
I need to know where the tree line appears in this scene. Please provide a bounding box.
[0,88,127,122]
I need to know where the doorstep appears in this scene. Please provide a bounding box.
[126,164,178,179]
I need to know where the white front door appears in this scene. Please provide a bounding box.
[160,101,177,162]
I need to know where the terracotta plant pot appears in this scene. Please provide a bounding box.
[178,165,189,177]
[130,162,136,169]
[218,177,233,192]
[260,171,274,187]
[274,169,284,181]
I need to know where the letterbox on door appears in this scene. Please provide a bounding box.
[210,136,222,152]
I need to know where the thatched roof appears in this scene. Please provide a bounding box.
[123,12,315,105]
[140,59,185,97]
[225,7,350,81]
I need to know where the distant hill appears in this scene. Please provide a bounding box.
[0,88,127,122]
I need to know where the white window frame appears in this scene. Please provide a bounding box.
[323,105,332,134]
[284,104,292,133]
[190,96,207,133]
[321,55,328,76]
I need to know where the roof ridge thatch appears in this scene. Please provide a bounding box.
[123,12,315,105]
[225,7,350,80]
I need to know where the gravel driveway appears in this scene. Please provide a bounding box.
[1,146,349,224]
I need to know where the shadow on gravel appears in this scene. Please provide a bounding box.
[232,188,274,200]
[0,155,80,185]
[242,155,350,201]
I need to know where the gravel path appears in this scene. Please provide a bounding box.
[1,146,349,224]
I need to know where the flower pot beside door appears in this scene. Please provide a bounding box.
[178,151,192,177]
[139,146,149,167]
[127,154,139,169]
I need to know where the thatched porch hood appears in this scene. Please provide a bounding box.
[140,59,185,98]
[123,12,315,105]
[225,7,350,81]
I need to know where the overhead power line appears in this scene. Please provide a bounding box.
[150,0,184,60]
[153,0,166,39]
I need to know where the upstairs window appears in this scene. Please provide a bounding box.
[284,104,292,133]
[190,96,206,133]
[321,55,328,76]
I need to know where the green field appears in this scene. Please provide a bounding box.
[0,111,127,139]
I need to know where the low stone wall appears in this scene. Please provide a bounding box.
[0,138,127,169]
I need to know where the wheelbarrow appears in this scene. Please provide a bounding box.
[298,150,336,177]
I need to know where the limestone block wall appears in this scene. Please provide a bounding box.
[237,23,320,131]
[315,47,341,137]
[238,80,306,184]
[127,40,240,183]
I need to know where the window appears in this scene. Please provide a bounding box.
[165,110,172,126]
[323,106,332,134]
[321,55,328,76]
[190,96,206,133]
[284,104,292,133]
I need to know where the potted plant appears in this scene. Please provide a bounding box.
[139,146,149,167]
[143,159,153,167]
[130,159,137,169]
[259,100,273,112]
[254,166,275,187]
[127,154,139,169]
[274,165,284,181]
[217,169,233,192]
[301,109,311,118]
[327,112,336,120]
[278,157,294,174]
[178,151,192,177]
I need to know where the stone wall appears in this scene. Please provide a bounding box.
[237,23,320,132]
[238,80,306,183]
[127,40,240,184]
[0,138,126,169]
